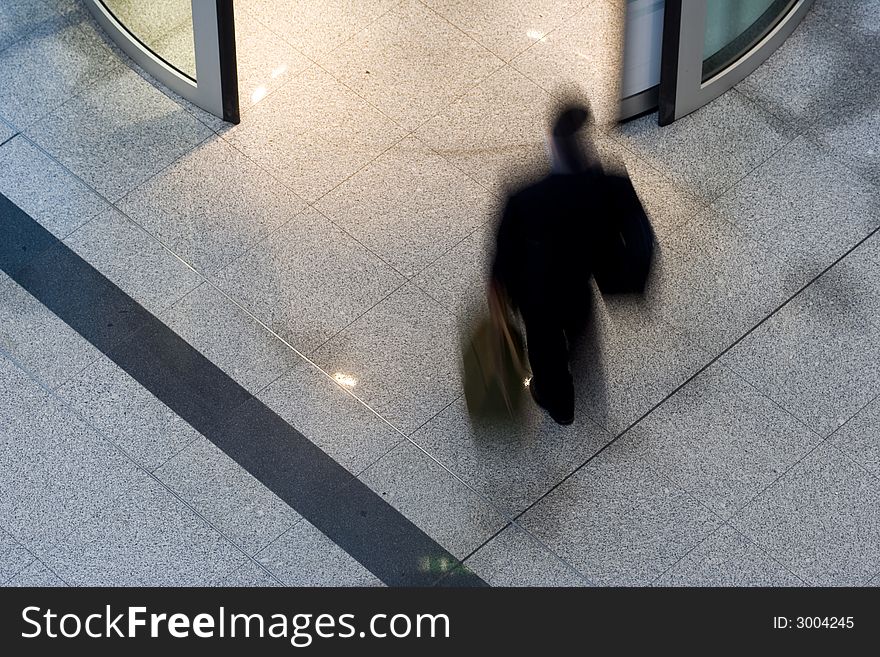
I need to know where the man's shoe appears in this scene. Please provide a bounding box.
[530,378,574,426]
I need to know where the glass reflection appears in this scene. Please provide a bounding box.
[101,0,196,79]
[702,0,795,80]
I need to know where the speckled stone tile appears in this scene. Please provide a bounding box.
[511,0,625,125]
[321,0,503,131]
[0,356,142,556]
[256,520,382,586]
[465,524,590,586]
[26,68,213,201]
[597,135,706,239]
[655,525,803,586]
[413,224,492,320]
[43,474,248,586]
[519,437,721,586]
[423,0,586,63]
[311,284,462,435]
[0,272,103,390]
[215,207,404,354]
[807,75,880,187]
[720,274,880,439]
[0,136,110,238]
[223,65,407,203]
[571,286,712,436]
[234,8,311,113]
[44,0,89,21]
[98,0,193,47]
[712,135,880,281]
[629,363,821,519]
[0,528,33,584]
[411,398,610,515]
[647,207,796,354]
[6,559,64,586]
[119,138,304,276]
[731,443,880,586]
[863,232,880,264]
[0,12,122,128]
[831,395,880,478]
[612,91,791,202]
[159,283,299,395]
[409,136,697,309]
[359,440,507,558]
[222,558,282,587]
[0,119,15,143]
[414,65,559,194]
[0,0,59,54]
[316,136,495,277]
[63,208,203,316]
[258,357,403,475]
[72,3,228,134]
[813,0,880,61]
[244,0,399,60]
[55,355,201,472]
[155,436,302,556]
[817,236,880,330]
[736,13,866,129]
[0,350,45,423]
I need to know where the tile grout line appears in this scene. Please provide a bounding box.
[47,192,412,482]
[0,345,286,586]
[1,556,38,587]
[70,7,229,135]
[648,518,809,587]
[12,0,872,584]
[653,385,880,586]
[304,139,501,286]
[228,2,404,126]
[12,80,836,584]
[24,3,515,327]
[432,523,511,586]
[2,195,496,586]
[0,131,20,148]
[507,221,880,526]
[13,107,872,584]
[720,364,828,444]
[75,178,459,472]
[699,88,803,205]
[506,519,599,586]
[7,10,155,140]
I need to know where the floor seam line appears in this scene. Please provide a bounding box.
[1,195,489,586]
[507,221,880,524]
[0,344,275,583]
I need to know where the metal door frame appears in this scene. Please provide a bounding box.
[658,0,814,125]
[85,0,239,123]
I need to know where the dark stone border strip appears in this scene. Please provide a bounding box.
[0,192,486,587]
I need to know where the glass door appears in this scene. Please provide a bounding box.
[86,0,239,123]
[658,0,814,125]
[620,0,666,119]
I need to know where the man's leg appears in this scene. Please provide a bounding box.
[521,308,574,425]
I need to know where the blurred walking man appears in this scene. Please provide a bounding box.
[490,104,605,426]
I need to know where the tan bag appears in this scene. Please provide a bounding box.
[462,289,529,420]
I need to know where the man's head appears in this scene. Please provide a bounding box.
[548,103,593,173]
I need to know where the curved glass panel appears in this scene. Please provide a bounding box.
[101,0,196,80]
[702,0,795,80]
[658,0,814,125]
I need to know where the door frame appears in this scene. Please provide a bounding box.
[85,0,239,123]
[658,0,814,125]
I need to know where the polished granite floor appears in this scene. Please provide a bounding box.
[0,0,879,586]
